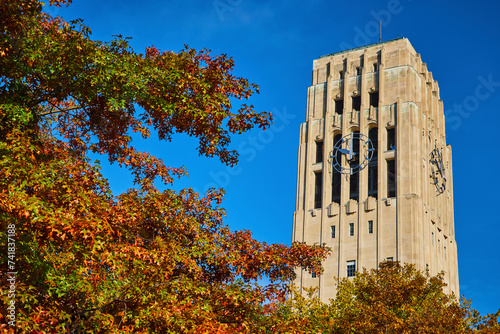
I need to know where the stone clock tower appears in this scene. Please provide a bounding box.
[292,38,459,301]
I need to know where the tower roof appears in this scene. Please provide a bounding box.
[319,37,406,59]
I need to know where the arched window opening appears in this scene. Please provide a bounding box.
[332,134,342,203]
[315,140,323,163]
[352,96,361,112]
[335,99,344,115]
[314,171,323,209]
[387,127,396,151]
[368,127,378,198]
[387,159,396,198]
[349,130,360,201]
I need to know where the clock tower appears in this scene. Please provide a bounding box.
[292,38,459,300]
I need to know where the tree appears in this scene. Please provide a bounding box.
[330,261,470,333]
[268,261,500,333]
[0,1,330,332]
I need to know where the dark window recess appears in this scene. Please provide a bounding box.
[368,165,378,199]
[332,134,342,203]
[349,131,360,201]
[368,164,378,198]
[387,159,396,198]
[315,141,323,163]
[387,257,393,261]
[332,171,342,204]
[352,96,361,112]
[350,173,359,201]
[335,99,344,115]
[339,71,344,80]
[349,223,354,236]
[312,271,317,278]
[368,220,373,234]
[356,67,361,75]
[331,225,336,238]
[368,127,378,198]
[314,172,323,209]
[373,63,378,72]
[369,92,379,108]
[347,260,356,277]
[387,127,396,151]
[326,63,331,78]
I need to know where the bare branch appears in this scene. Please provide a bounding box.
[39,105,84,116]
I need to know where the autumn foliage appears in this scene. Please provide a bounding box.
[265,261,500,333]
[0,1,328,332]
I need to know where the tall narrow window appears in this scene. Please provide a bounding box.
[369,92,379,108]
[387,159,396,198]
[335,99,344,115]
[387,127,396,151]
[315,141,323,163]
[347,260,356,277]
[339,71,344,80]
[312,271,317,278]
[373,63,378,72]
[349,175,359,201]
[349,131,360,201]
[368,220,373,234]
[331,225,336,238]
[332,134,342,203]
[314,172,322,209]
[355,67,361,76]
[368,127,378,198]
[352,96,361,112]
[349,223,354,236]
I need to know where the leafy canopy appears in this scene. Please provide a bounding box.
[265,261,500,334]
[0,1,329,332]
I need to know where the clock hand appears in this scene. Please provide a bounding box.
[338,148,350,155]
[437,153,445,178]
[348,131,354,160]
[338,148,357,157]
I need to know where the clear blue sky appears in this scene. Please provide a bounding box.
[49,0,500,315]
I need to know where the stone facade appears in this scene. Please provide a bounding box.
[292,37,459,301]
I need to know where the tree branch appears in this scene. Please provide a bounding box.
[39,105,84,116]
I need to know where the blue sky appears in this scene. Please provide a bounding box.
[49,0,500,315]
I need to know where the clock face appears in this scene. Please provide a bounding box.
[429,146,446,193]
[331,132,375,174]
